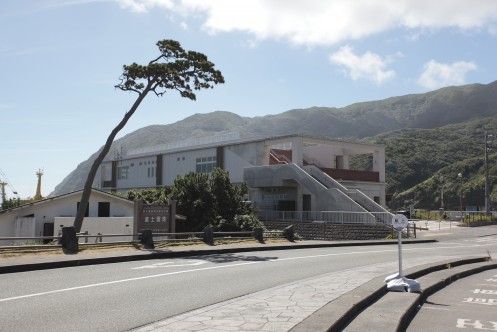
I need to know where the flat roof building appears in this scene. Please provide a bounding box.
[98,133,389,224]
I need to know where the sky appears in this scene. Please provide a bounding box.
[1,0,497,200]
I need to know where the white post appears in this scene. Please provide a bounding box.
[397,230,403,278]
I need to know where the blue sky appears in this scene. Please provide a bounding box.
[1,0,497,199]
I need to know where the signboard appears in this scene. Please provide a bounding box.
[392,213,409,231]
[134,200,176,234]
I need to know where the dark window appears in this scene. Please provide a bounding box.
[77,202,89,217]
[98,202,110,217]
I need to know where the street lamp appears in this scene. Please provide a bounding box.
[440,176,444,210]
[484,132,493,215]
[458,172,463,221]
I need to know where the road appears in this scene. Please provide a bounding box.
[0,223,496,332]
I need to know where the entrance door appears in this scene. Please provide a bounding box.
[303,194,312,221]
[43,223,54,244]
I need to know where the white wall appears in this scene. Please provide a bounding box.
[223,142,262,182]
[0,191,134,245]
[163,148,217,185]
[54,217,134,243]
[115,156,157,189]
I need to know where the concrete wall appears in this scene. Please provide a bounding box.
[54,217,134,243]
[0,190,134,245]
[114,156,158,190]
[223,141,264,183]
[163,148,217,185]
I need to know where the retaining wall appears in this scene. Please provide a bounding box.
[262,221,391,240]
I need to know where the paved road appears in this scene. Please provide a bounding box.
[0,224,496,332]
[408,268,497,331]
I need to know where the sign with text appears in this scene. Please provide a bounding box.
[392,214,409,231]
[134,200,176,234]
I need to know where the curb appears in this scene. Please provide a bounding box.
[290,256,491,332]
[0,239,435,274]
[397,260,497,331]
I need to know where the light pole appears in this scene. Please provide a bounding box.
[440,175,445,210]
[458,172,463,221]
[485,132,493,215]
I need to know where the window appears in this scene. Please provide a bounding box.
[117,166,129,180]
[196,156,217,173]
[98,202,110,217]
[147,167,155,178]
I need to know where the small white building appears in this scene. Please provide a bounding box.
[98,133,389,223]
[0,189,134,245]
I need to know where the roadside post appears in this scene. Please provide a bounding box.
[384,214,421,292]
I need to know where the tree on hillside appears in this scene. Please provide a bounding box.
[73,40,224,232]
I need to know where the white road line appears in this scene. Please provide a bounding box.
[1,241,496,303]
[132,260,206,269]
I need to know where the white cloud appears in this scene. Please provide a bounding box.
[116,0,497,46]
[329,46,395,84]
[180,21,188,30]
[417,60,477,89]
[117,0,174,13]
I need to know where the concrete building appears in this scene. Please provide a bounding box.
[0,189,134,245]
[98,133,389,223]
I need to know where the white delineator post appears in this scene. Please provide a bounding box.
[385,214,421,292]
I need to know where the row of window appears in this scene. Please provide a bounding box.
[123,161,155,168]
[196,156,217,174]
[117,166,156,180]
[77,202,110,217]
[116,155,217,180]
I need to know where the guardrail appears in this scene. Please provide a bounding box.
[0,226,294,252]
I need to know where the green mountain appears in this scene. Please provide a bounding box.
[52,81,497,210]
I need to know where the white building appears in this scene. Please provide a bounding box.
[0,189,134,245]
[98,133,389,223]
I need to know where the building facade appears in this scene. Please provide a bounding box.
[98,133,388,222]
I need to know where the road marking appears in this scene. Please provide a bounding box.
[456,319,497,330]
[132,260,206,269]
[1,241,496,303]
[424,306,450,311]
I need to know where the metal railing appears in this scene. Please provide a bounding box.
[0,229,287,249]
[256,210,393,224]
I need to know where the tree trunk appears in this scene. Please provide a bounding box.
[73,87,151,233]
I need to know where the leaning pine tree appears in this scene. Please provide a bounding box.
[73,40,224,233]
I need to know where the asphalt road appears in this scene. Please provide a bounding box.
[0,223,496,332]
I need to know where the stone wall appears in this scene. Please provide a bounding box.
[263,221,392,240]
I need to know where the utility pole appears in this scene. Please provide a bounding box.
[0,181,7,209]
[485,132,493,215]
